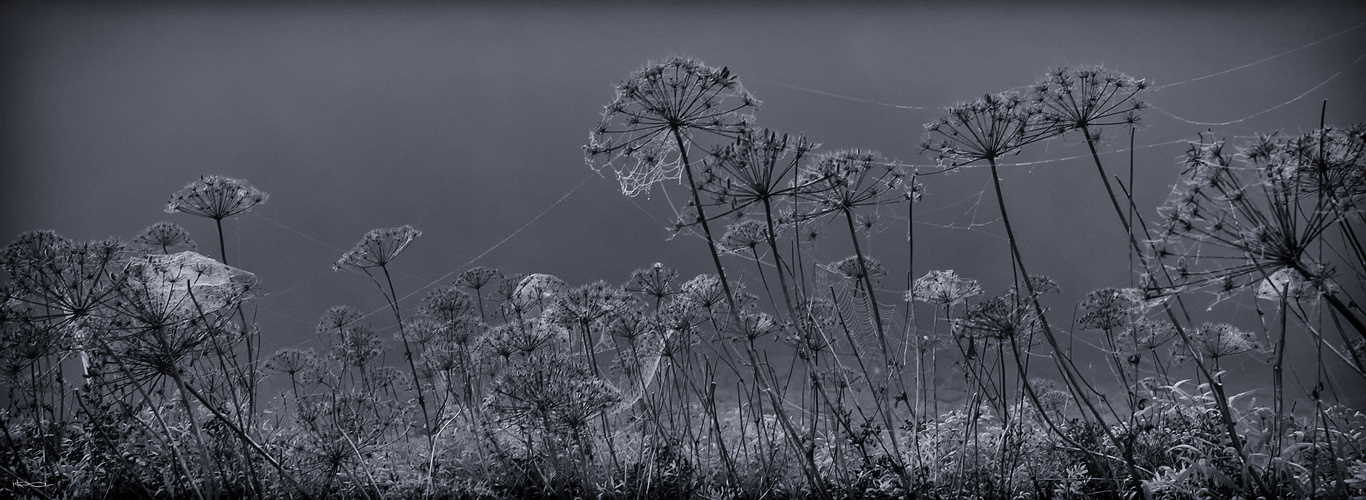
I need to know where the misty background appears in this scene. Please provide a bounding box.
[2,2,1364,406]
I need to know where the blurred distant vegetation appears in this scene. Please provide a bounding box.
[2,58,1364,499]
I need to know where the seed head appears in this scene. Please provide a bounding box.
[165,175,268,221]
[333,226,421,271]
[585,57,758,197]
[908,269,982,306]
[1030,66,1148,137]
[133,222,196,254]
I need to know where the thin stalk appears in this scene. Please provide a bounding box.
[379,265,437,489]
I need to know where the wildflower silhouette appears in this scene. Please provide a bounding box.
[545,280,641,376]
[1156,132,1365,337]
[955,292,1039,343]
[133,222,197,254]
[1031,67,1149,260]
[333,225,435,478]
[908,269,982,306]
[165,175,267,265]
[718,219,769,255]
[1078,287,1144,332]
[1174,322,1263,371]
[699,128,818,221]
[923,93,1152,492]
[624,262,678,307]
[585,57,757,198]
[702,129,822,345]
[828,255,886,283]
[455,266,502,321]
[2,231,124,331]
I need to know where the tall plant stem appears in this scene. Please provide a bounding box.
[671,127,829,499]
[1081,126,1148,266]
[214,218,228,265]
[984,157,1151,499]
[379,265,437,486]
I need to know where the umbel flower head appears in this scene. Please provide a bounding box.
[1078,287,1145,332]
[165,175,268,221]
[1154,132,1356,297]
[922,92,1049,167]
[718,218,770,254]
[133,222,196,254]
[585,57,759,197]
[333,226,421,271]
[954,291,1038,342]
[908,269,983,306]
[827,255,886,283]
[798,149,906,219]
[1030,66,1147,138]
[455,266,502,292]
[624,262,677,301]
[698,127,819,221]
[1174,322,1263,364]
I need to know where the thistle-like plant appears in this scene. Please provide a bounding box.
[165,175,267,265]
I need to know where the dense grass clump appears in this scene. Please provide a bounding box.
[2,60,1364,499]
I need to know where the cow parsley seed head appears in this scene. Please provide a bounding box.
[908,269,982,306]
[133,222,196,254]
[585,57,758,197]
[333,226,421,271]
[165,175,268,221]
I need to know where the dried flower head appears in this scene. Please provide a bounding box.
[585,57,759,197]
[955,292,1038,342]
[333,226,421,271]
[265,347,321,377]
[1030,66,1148,138]
[1155,130,1360,300]
[546,280,640,329]
[799,149,905,219]
[718,218,770,254]
[1078,287,1144,331]
[133,222,197,254]
[1175,322,1262,363]
[827,255,886,283]
[908,269,982,306]
[922,92,1048,167]
[455,266,502,292]
[165,175,268,221]
[624,262,677,301]
[419,285,481,327]
[1120,318,1177,351]
[698,127,818,220]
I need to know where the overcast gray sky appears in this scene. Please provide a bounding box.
[2,1,1363,402]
